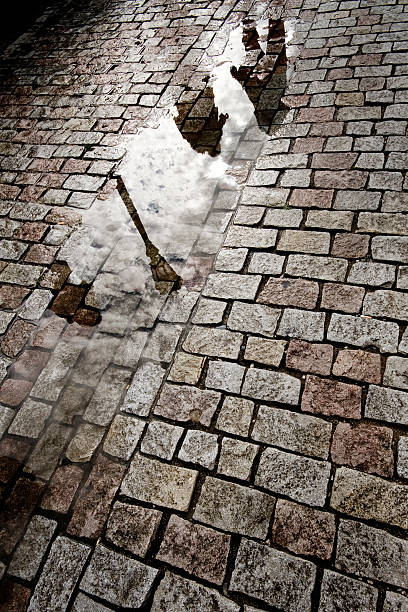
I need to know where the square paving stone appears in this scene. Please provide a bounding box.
[242,367,301,405]
[203,272,261,300]
[122,361,166,416]
[168,352,205,385]
[151,572,239,612]
[205,360,245,394]
[157,515,230,585]
[336,519,408,589]
[103,414,145,460]
[65,423,105,463]
[68,455,125,539]
[121,453,198,511]
[230,538,316,612]
[8,399,51,438]
[252,405,332,459]
[278,308,326,342]
[244,337,286,367]
[331,422,393,477]
[330,466,408,529]
[285,339,333,376]
[143,323,183,362]
[272,499,335,560]
[319,570,378,612]
[302,375,362,419]
[40,465,83,514]
[105,502,162,557]
[141,420,184,459]
[227,301,280,337]
[193,476,275,539]
[178,430,219,469]
[80,544,158,608]
[28,537,90,612]
[154,383,220,425]
[256,447,331,507]
[218,438,258,480]
[183,326,243,359]
[365,385,408,425]
[9,515,57,581]
[215,396,254,437]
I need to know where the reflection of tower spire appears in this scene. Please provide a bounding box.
[174,18,288,155]
[115,175,183,294]
[231,18,287,130]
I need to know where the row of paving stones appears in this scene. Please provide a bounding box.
[0,0,408,609]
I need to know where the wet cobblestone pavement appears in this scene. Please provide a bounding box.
[0,0,408,609]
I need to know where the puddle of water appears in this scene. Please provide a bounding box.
[46,15,291,331]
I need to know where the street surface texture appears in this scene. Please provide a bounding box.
[0,0,408,610]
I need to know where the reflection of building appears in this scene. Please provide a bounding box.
[174,19,288,157]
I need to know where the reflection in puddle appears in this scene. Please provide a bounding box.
[116,175,183,294]
[175,18,287,156]
[48,17,290,329]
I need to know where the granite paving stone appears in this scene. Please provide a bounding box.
[205,360,245,394]
[331,467,408,529]
[242,367,301,405]
[80,544,158,608]
[155,383,220,425]
[9,515,57,581]
[383,593,408,612]
[365,385,408,425]
[332,349,382,384]
[258,277,319,309]
[244,337,286,366]
[122,361,166,416]
[327,313,399,353]
[151,572,239,612]
[26,423,72,480]
[105,502,162,557]
[203,273,261,300]
[121,453,198,511]
[227,301,280,337]
[278,308,326,342]
[286,339,333,376]
[215,396,254,437]
[218,438,258,480]
[103,414,145,460]
[319,570,378,612]
[68,455,125,539]
[178,430,219,469]
[252,405,332,459]
[72,594,113,612]
[28,537,90,612]
[272,500,335,560]
[193,476,275,539]
[230,539,316,612]
[331,422,394,477]
[183,326,243,359]
[256,447,331,507]
[40,465,83,514]
[336,519,408,589]
[398,437,408,480]
[157,515,230,584]
[141,420,183,460]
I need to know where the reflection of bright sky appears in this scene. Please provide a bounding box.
[66,15,294,288]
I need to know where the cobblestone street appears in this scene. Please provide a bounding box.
[0,0,408,609]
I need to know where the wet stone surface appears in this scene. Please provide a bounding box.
[1,0,408,608]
